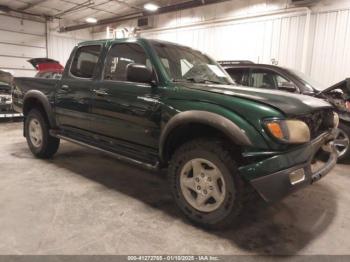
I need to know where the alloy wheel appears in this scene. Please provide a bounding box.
[334,128,350,158]
[29,118,43,148]
[180,158,226,213]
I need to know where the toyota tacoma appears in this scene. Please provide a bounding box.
[13,38,338,228]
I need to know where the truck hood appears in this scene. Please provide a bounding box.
[184,83,332,116]
[317,78,350,113]
[318,78,350,97]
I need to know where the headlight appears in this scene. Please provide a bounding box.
[333,112,339,128]
[265,119,310,144]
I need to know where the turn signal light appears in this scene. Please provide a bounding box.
[266,122,283,139]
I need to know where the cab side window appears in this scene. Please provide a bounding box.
[70,45,101,78]
[104,43,151,82]
[275,75,295,92]
[249,69,296,92]
[225,68,248,85]
[250,69,277,89]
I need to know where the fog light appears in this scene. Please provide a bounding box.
[289,169,305,185]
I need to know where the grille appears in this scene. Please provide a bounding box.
[297,109,334,139]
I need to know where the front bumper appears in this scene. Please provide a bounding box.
[240,132,337,202]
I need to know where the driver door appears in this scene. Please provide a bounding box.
[91,42,161,149]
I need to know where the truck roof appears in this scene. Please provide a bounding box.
[76,37,196,50]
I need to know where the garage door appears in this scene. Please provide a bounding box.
[0,15,46,77]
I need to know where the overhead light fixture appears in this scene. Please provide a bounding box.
[86,17,98,24]
[144,3,159,12]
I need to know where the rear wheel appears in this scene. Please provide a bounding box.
[335,122,350,162]
[25,109,60,158]
[168,138,248,229]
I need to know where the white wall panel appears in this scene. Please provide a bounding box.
[0,14,45,35]
[0,15,46,77]
[0,30,46,48]
[0,56,33,70]
[0,16,93,77]
[142,14,307,71]
[0,43,46,58]
[138,0,350,87]
[310,9,350,86]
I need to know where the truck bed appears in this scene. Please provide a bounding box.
[13,77,59,113]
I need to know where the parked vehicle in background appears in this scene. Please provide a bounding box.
[0,70,13,113]
[28,58,64,79]
[220,61,350,162]
[13,38,338,228]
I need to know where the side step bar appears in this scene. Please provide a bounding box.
[53,133,159,171]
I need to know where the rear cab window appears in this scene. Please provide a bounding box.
[70,45,101,78]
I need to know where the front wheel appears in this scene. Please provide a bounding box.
[334,122,350,162]
[168,138,248,229]
[25,109,60,158]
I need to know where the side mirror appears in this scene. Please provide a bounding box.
[126,63,153,84]
[279,82,297,92]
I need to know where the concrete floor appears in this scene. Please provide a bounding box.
[0,121,350,255]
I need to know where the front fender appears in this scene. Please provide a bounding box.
[160,110,252,157]
[159,100,269,161]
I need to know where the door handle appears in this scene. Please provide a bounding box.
[93,89,109,96]
[61,85,70,91]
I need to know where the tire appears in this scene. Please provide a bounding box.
[168,138,249,229]
[336,122,350,162]
[25,109,60,159]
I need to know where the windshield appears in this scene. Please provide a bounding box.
[151,42,233,85]
[286,68,326,91]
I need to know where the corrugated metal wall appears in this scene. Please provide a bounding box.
[142,13,307,71]
[0,14,46,77]
[139,0,350,87]
[309,9,350,86]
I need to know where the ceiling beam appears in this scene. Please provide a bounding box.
[112,0,142,11]
[59,0,232,32]
[19,0,49,11]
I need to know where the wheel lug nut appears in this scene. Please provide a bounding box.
[209,186,213,190]
[203,190,207,194]
[195,177,200,182]
[197,186,201,190]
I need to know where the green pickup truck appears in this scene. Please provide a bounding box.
[13,38,338,228]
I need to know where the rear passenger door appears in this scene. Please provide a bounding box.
[55,44,102,134]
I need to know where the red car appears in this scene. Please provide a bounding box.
[28,58,64,79]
